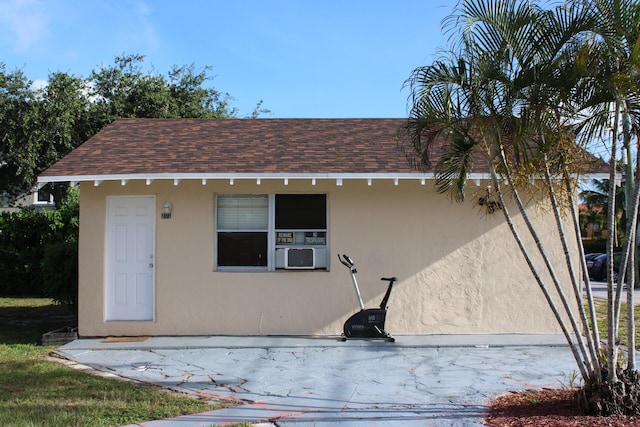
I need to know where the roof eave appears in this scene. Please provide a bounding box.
[38,172,443,187]
[37,171,611,188]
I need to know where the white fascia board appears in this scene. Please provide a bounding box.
[579,172,613,181]
[38,172,443,183]
[37,171,609,184]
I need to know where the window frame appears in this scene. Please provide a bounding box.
[215,193,328,271]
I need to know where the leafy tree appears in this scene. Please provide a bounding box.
[0,53,266,204]
[89,54,237,124]
[28,72,95,203]
[402,0,640,416]
[41,187,79,307]
[0,53,269,306]
[0,65,37,201]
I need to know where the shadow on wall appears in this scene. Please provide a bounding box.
[327,181,540,333]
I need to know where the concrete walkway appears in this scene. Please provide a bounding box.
[587,281,640,304]
[53,335,580,426]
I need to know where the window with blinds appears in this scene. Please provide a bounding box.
[217,195,268,267]
[217,195,268,230]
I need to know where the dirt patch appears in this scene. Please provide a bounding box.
[485,388,640,426]
[102,336,150,343]
[0,313,76,326]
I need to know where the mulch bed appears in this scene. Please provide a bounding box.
[485,388,640,426]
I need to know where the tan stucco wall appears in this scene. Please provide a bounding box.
[77,179,576,337]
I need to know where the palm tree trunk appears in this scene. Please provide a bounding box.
[622,107,637,369]
[611,146,640,371]
[628,242,636,370]
[606,106,620,382]
[488,154,590,379]
[540,155,600,374]
[494,142,594,374]
[627,146,640,368]
[563,167,601,357]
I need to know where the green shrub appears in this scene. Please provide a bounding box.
[583,239,607,254]
[0,210,52,296]
[42,240,78,308]
[0,188,78,305]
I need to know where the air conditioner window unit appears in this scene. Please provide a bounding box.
[285,247,315,269]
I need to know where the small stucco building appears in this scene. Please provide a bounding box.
[38,118,606,338]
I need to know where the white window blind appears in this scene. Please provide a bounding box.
[217,195,268,230]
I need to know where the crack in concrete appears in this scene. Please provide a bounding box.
[52,340,583,425]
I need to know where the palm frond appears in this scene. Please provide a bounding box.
[435,127,479,202]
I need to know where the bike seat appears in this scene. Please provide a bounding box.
[380,277,397,282]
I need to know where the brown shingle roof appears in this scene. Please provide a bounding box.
[40,118,416,178]
[38,117,609,181]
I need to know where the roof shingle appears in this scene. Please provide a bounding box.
[39,117,609,181]
[40,118,416,178]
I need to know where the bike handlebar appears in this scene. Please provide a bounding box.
[338,254,354,268]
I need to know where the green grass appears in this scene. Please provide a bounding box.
[590,298,640,348]
[0,297,233,427]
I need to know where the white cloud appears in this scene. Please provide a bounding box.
[115,1,159,54]
[0,0,49,53]
[30,78,47,91]
[137,1,159,52]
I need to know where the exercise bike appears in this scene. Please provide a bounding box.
[338,254,396,342]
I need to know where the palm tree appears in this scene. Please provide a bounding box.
[403,0,599,379]
[581,179,624,216]
[579,206,606,239]
[580,178,625,244]
[402,0,640,415]
[571,0,640,376]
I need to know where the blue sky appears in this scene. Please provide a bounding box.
[0,0,458,118]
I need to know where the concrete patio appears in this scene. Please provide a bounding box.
[53,334,579,426]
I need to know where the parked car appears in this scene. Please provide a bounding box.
[585,253,603,273]
[589,252,621,281]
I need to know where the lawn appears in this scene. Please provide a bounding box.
[590,298,640,349]
[0,297,240,427]
[3,296,635,427]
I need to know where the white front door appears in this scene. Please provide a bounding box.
[105,196,155,321]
